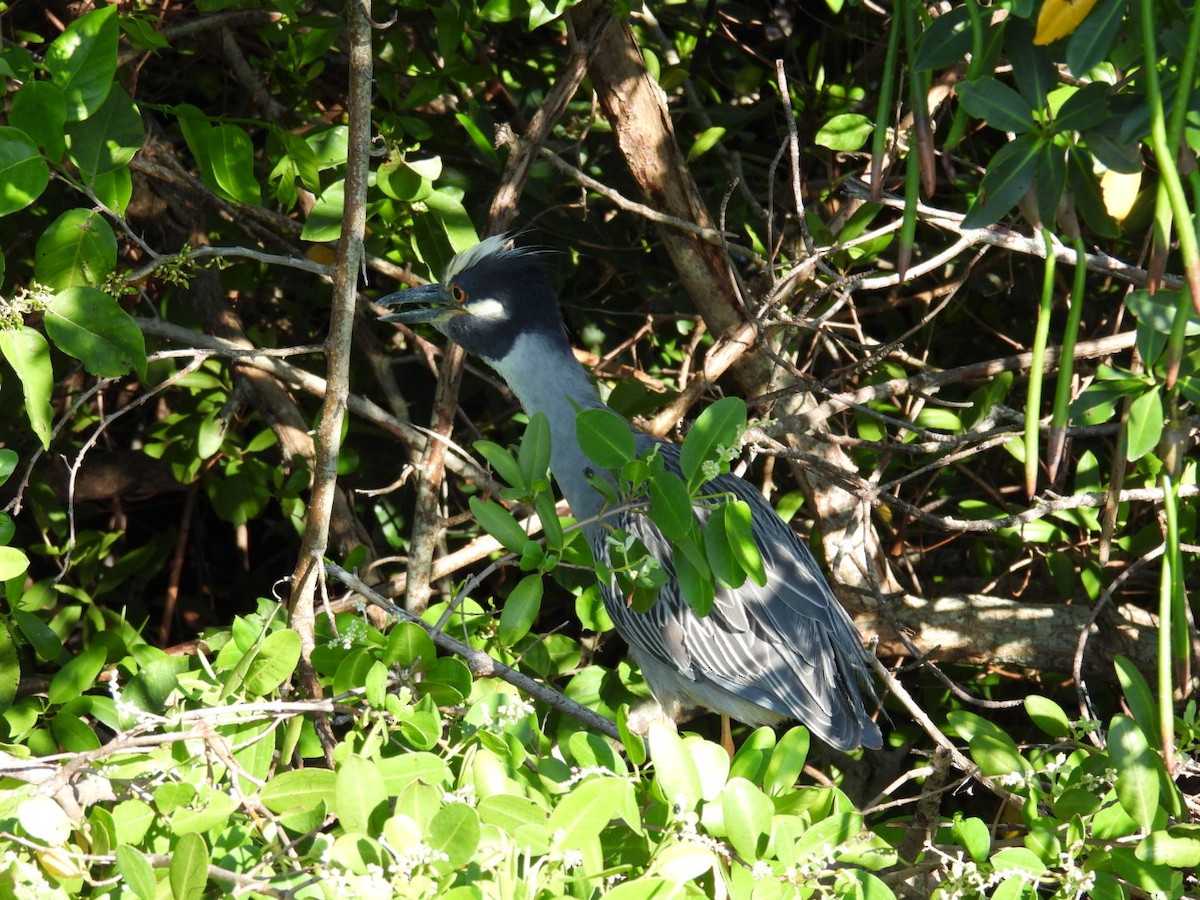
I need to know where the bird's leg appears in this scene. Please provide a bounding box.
[720,715,734,758]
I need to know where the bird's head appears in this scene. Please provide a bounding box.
[377,235,565,364]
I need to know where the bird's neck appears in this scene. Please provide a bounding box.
[486,331,613,524]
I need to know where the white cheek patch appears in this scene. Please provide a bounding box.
[467,298,507,322]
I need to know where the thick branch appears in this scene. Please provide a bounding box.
[288,0,372,755]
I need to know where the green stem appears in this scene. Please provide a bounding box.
[1046,237,1088,480]
[1025,228,1056,497]
[1137,0,1200,386]
[869,0,904,197]
[1158,474,1179,768]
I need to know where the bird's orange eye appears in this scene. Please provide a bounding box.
[450,283,468,304]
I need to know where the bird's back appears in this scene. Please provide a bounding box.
[592,434,882,751]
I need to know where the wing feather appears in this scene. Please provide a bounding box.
[592,437,880,750]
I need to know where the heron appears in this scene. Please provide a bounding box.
[379,235,881,751]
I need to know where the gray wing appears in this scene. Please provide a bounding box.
[594,437,881,751]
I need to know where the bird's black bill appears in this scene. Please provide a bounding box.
[377,283,451,324]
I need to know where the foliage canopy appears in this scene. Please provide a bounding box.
[0,0,1198,897]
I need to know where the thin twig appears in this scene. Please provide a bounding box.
[325,562,622,740]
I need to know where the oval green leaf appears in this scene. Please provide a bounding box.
[497,573,543,645]
[0,126,50,215]
[48,644,106,705]
[956,77,1036,134]
[647,471,693,541]
[815,113,874,152]
[1109,714,1159,832]
[36,208,118,290]
[45,286,147,380]
[469,496,532,554]
[576,407,636,469]
[680,397,746,488]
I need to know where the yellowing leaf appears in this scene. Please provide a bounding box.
[1034,0,1100,44]
[38,847,84,880]
[1101,167,1141,222]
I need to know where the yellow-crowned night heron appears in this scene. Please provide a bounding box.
[379,235,881,751]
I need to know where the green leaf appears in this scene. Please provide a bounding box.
[301,179,344,241]
[208,124,261,204]
[703,504,747,590]
[259,768,337,814]
[546,776,637,846]
[576,407,636,469]
[518,412,552,488]
[426,803,481,867]
[168,832,209,900]
[13,610,62,661]
[469,496,531,555]
[1035,140,1067,227]
[91,166,133,217]
[1137,825,1200,867]
[384,621,437,670]
[46,4,118,120]
[335,755,388,833]
[241,629,301,697]
[35,208,118,290]
[968,731,1030,780]
[65,85,144,180]
[956,77,1036,133]
[48,644,106,705]
[721,776,774,860]
[724,499,766,586]
[377,752,452,794]
[114,846,156,900]
[18,795,73,843]
[477,793,546,836]
[914,6,972,71]
[674,533,715,616]
[616,705,647,766]
[962,134,1040,228]
[952,815,992,864]
[1067,0,1129,77]
[497,574,543,645]
[425,188,480,252]
[10,81,67,161]
[0,126,50,216]
[1052,82,1112,134]
[1008,24,1055,107]
[1126,289,1200,336]
[992,846,1047,875]
[120,15,171,51]
[1114,655,1160,745]
[648,722,701,811]
[1109,714,1159,831]
[1024,695,1071,738]
[647,472,694,541]
[0,326,55,448]
[331,649,376,700]
[416,658,470,707]
[0,619,20,711]
[688,126,727,161]
[815,113,874,152]
[1125,386,1163,462]
[533,490,563,550]
[46,286,147,381]
[171,786,238,836]
[763,725,810,795]
[680,397,746,487]
[476,440,523,489]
